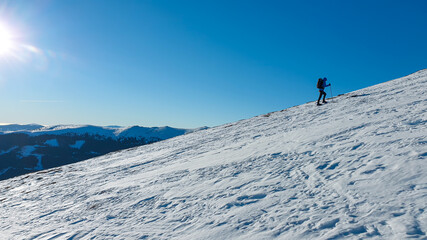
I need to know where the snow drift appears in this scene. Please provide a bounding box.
[0,70,426,239]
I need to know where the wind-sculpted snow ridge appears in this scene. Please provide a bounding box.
[0,70,426,239]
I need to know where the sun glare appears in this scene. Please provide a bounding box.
[0,20,45,64]
[0,23,14,55]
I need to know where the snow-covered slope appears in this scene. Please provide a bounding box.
[0,70,426,239]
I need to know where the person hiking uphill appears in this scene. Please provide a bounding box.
[317,77,331,106]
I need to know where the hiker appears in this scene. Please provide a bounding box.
[317,77,331,105]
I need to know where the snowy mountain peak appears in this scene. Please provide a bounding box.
[0,124,44,132]
[0,70,426,239]
[0,124,197,140]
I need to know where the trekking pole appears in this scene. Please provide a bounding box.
[330,85,333,102]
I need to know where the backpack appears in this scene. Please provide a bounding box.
[317,78,323,88]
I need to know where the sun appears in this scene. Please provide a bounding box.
[0,22,14,55]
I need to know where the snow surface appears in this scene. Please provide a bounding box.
[0,70,426,239]
[20,146,38,158]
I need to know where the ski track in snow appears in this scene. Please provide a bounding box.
[0,70,426,239]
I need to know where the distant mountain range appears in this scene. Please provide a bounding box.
[0,124,206,180]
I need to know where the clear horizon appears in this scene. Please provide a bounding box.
[0,0,426,128]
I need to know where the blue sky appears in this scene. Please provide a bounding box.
[0,0,426,128]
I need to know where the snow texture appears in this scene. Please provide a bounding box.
[0,70,426,239]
